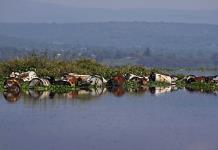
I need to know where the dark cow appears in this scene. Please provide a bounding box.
[186,75,206,84]
[124,73,149,86]
[4,77,22,89]
[205,75,218,83]
[45,76,77,86]
[107,74,126,87]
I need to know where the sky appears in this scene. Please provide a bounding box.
[0,0,218,24]
[36,0,218,10]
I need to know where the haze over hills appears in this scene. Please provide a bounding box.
[0,22,218,68]
[1,0,218,67]
[1,0,218,24]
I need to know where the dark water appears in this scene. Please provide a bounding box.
[0,88,218,150]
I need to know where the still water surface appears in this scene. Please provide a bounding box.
[0,88,218,150]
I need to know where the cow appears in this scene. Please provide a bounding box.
[149,72,172,84]
[10,71,37,82]
[66,73,91,81]
[185,75,207,84]
[4,77,21,89]
[62,73,107,87]
[86,75,107,87]
[107,74,126,87]
[29,78,51,89]
[61,74,78,86]
[205,75,218,83]
[124,73,149,86]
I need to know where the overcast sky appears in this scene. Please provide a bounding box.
[35,0,218,10]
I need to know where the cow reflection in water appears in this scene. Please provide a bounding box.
[3,87,21,103]
[127,86,150,95]
[28,90,51,100]
[107,86,125,97]
[149,85,178,96]
[27,87,107,100]
[65,87,107,99]
[3,77,22,103]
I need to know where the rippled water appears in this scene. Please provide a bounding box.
[0,88,218,150]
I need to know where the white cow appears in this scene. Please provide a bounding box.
[150,73,172,84]
[10,71,38,82]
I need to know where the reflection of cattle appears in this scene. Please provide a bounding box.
[124,73,149,85]
[28,90,51,100]
[150,73,172,84]
[107,74,126,87]
[107,86,125,97]
[149,86,177,96]
[29,78,51,88]
[64,87,107,99]
[3,87,21,103]
[90,87,107,96]
[10,71,37,82]
[127,86,150,94]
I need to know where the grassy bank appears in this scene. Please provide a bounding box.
[0,55,150,79]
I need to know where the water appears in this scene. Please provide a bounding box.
[170,69,218,76]
[0,88,218,150]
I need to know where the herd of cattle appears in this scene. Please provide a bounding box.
[3,71,218,91]
[2,71,218,102]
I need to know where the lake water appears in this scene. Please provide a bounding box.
[0,87,218,150]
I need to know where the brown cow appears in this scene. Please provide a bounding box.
[4,77,22,89]
[107,74,126,87]
[61,74,78,86]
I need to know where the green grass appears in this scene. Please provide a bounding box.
[0,55,150,78]
[185,82,218,92]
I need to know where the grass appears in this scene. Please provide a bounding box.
[186,82,218,92]
[0,55,150,78]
